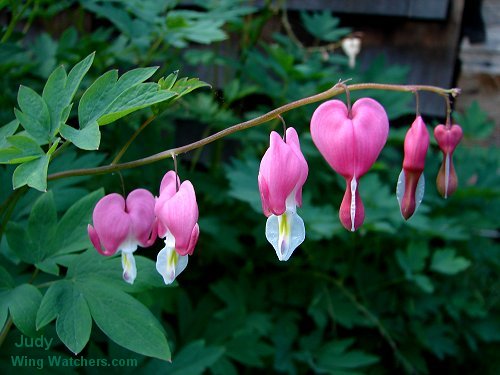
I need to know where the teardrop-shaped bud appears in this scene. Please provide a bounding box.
[434,124,463,198]
[397,116,429,219]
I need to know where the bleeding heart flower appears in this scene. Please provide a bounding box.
[434,124,463,198]
[88,189,157,284]
[310,98,389,231]
[258,127,308,261]
[396,116,430,219]
[341,37,361,68]
[155,171,199,284]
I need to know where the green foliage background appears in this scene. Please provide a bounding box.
[0,1,499,374]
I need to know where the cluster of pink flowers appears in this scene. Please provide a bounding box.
[88,171,199,285]
[258,97,462,259]
[89,96,463,280]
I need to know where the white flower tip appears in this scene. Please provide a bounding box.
[121,252,137,285]
[266,211,305,262]
[156,245,188,285]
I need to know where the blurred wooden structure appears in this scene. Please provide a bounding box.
[263,0,464,117]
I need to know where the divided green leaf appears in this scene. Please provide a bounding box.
[430,249,471,275]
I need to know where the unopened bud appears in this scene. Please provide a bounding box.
[434,124,463,198]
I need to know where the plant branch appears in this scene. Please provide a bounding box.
[1,0,33,43]
[47,83,460,181]
[111,114,157,165]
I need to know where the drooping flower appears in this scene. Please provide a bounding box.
[434,123,463,198]
[310,98,389,231]
[88,189,157,284]
[155,171,199,284]
[258,127,308,261]
[341,37,361,68]
[396,115,430,219]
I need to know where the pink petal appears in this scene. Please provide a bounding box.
[159,170,180,196]
[285,127,309,207]
[87,224,104,254]
[155,171,181,238]
[258,173,272,217]
[310,98,388,179]
[157,180,199,254]
[351,98,390,176]
[90,193,131,256]
[434,124,463,154]
[259,131,302,216]
[126,189,156,247]
[403,116,429,172]
[339,177,365,231]
[177,223,200,256]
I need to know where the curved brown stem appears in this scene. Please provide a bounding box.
[47,83,460,182]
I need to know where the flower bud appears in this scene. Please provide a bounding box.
[396,116,429,219]
[434,124,463,198]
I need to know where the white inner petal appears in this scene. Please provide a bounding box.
[444,153,450,198]
[285,190,298,213]
[396,169,405,210]
[121,251,137,285]
[156,245,188,285]
[415,173,425,213]
[350,177,358,232]
[265,210,305,261]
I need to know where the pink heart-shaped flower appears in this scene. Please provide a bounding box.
[310,98,389,231]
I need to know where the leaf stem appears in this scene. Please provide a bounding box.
[111,115,157,165]
[0,0,33,43]
[47,83,460,181]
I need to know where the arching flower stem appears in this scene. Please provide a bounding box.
[47,83,460,182]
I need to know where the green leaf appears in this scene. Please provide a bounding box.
[413,274,435,293]
[65,52,95,103]
[170,77,211,98]
[66,249,167,296]
[97,83,176,125]
[300,11,351,42]
[12,154,50,191]
[28,191,57,249]
[225,157,261,212]
[161,340,224,375]
[1,135,45,164]
[78,69,118,128]
[15,86,51,143]
[60,122,100,150]
[0,265,15,289]
[396,242,429,277]
[36,280,92,354]
[42,65,67,136]
[68,66,176,149]
[430,249,471,275]
[153,75,210,115]
[53,189,104,254]
[0,120,20,148]
[225,334,273,367]
[316,339,379,371]
[56,284,92,354]
[82,280,171,361]
[0,133,45,164]
[454,101,494,139]
[6,192,57,263]
[8,284,43,337]
[78,67,159,127]
[159,70,179,91]
[36,281,69,329]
